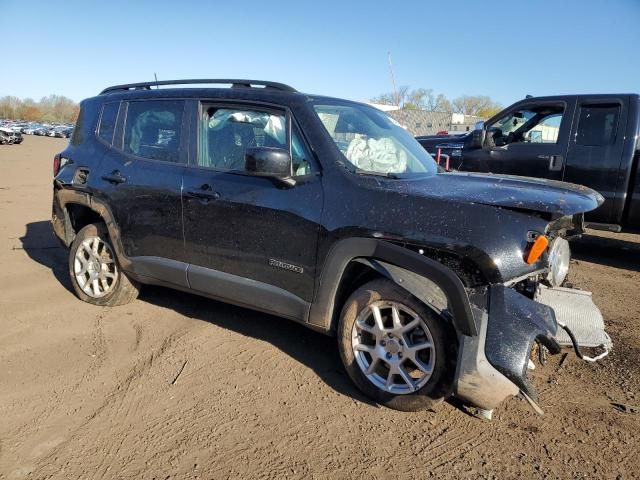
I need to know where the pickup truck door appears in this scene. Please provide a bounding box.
[563,97,629,224]
[461,99,575,180]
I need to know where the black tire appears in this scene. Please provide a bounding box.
[68,223,139,306]
[337,278,456,411]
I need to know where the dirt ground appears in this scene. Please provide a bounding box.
[1,136,639,480]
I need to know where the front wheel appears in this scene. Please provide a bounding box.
[68,223,139,306]
[337,279,455,411]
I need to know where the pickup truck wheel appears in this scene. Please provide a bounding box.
[68,223,139,306]
[338,278,453,411]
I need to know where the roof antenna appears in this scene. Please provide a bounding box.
[388,51,399,107]
[154,72,159,89]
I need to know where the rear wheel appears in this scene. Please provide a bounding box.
[68,223,139,306]
[338,278,455,411]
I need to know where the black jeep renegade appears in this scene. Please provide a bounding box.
[52,79,610,415]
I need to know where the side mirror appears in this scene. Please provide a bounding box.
[244,147,295,187]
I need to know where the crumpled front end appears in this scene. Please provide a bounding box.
[454,285,560,413]
[453,282,611,415]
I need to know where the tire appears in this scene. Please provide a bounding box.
[337,278,456,411]
[68,223,139,306]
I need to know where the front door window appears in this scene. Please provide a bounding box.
[486,105,565,147]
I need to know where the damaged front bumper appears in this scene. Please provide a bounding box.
[453,284,611,414]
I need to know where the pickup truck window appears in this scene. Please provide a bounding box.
[576,105,619,146]
[488,106,564,146]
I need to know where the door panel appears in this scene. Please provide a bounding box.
[182,102,322,305]
[182,169,322,303]
[96,99,188,266]
[462,99,574,180]
[563,98,628,224]
[99,155,185,260]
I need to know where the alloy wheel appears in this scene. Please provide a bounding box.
[351,300,436,394]
[73,236,118,298]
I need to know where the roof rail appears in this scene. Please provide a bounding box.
[99,79,297,95]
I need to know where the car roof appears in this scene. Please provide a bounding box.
[94,79,376,111]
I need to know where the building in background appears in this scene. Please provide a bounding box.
[367,103,481,136]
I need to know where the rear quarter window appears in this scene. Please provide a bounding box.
[97,102,120,145]
[70,109,84,146]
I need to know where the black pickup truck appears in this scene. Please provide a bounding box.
[417,94,640,233]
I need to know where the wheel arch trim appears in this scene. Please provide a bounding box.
[308,238,478,337]
[53,188,132,269]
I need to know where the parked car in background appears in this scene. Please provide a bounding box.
[417,94,640,233]
[12,130,23,144]
[23,124,42,135]
[416,132,468,165]
[51,78,610,418]
[0,127,17,144]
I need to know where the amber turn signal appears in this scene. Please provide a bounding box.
[526,235,549,264]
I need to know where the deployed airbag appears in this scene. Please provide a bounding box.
[345,136,407,174]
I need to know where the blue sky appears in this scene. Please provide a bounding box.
[2,0,638,106]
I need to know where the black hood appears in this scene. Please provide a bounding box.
[400,171,604,216]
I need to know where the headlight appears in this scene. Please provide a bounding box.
[545,237,570,287]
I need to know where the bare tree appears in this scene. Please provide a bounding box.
[452,95,502,118]
[370,85,410,108]
[0,95,79,122]
[371,87,453,112]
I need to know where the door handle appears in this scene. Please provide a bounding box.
[101,170,127,184]
[185,191,220,200]
[549,155,564,172]
[185,184,220,201]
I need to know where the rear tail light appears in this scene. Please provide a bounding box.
[53,154,61,176]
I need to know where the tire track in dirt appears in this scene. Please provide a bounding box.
[30,327,190,479]
[4,309,111,444]
[413,419,487,473]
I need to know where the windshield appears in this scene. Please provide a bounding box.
[313,102,437,176]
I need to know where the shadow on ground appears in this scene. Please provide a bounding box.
[19,220,474,413]
[19,220,71,290]
[139,285,382,407]
[20,220,377,407]
[571,233,640,272]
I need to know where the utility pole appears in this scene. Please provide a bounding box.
[388,51,399,107]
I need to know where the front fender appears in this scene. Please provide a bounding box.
[308,238,477,336]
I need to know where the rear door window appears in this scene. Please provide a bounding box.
[123,100,185,163]
[97,102,119,145]
[576,104,620,146]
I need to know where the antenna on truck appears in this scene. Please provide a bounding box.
[154,73,159,89]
